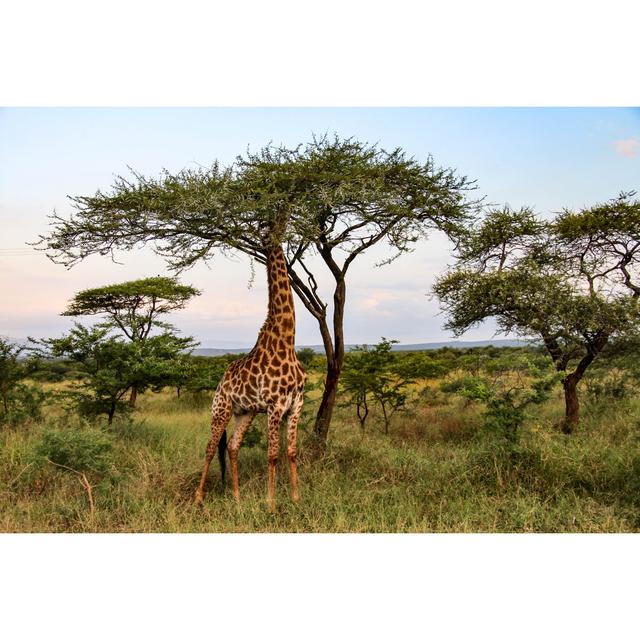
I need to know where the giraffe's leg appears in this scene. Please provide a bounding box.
[227,411,256,503]
[266,405,284,512]
[195,392,232,506]
[286,393,304,503]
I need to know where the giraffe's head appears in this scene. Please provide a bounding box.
[257,209,289,251]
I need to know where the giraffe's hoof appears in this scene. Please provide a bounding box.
[194,491,204,508]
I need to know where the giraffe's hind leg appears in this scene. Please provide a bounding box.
[227,410,257,503]
[195,391,232,506]
[266,405,285,512]
[286,392,304,503]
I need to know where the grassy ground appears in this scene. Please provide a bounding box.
[2,378,640,532]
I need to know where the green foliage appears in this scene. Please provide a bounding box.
[2,383,50,426]
[28,358,84,383]
[63,276,201,342]
[33,324,196,423]
[33,425,115,476]
[584,371,632,404]
[0,338,49,426]
[180,355,238,395]
[392,351,453,380]
[435,194,640,431]
[441,362,559,444]
[295,347,316,369]
[341,338,413,433]
[40,136,478,270]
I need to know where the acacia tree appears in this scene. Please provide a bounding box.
[341,338,413,434]
[38,136,478,451]
[62,277,200,406]
[34,323,196,424]
[433,193,640,433]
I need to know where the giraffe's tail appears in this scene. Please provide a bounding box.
[218,429,227,486]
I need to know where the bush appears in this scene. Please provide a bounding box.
[2,383,50,426]
[296,347,316,369]
[440,363,559,444]
[34,426,115,475]
[584,371,632,403]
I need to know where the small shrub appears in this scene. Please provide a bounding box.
[296,348,316,369]
[585,371,632,403]
[2,383,50,426]
[34,426,115,475]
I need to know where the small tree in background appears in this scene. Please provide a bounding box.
[62,277,200,407]
[434,193,640,433]
[341,338,413,433]
[0,339,25,419]
[0,338,48,426]
[34,324,196,424]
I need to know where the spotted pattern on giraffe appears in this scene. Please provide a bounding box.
[195,242,307,510]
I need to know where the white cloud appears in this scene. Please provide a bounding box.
[613,138,639,159]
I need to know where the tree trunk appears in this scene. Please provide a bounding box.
[357,396,368,433]
[541,330,609,436]
[381,403,389,435]
[312,357,341,453]
[310,277,346,455]
[562,375,580,434]
[108,400,116,425]
[128,385,138,408]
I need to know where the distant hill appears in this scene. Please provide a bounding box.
[192,338,532,357]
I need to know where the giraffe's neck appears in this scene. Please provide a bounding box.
[254,245,296,352]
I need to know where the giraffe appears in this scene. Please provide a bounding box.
[194,240,307,511]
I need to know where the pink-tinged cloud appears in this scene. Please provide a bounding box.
[613,138,639,158]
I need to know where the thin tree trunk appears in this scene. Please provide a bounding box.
[312,357,341,452]
[562,375,580,434]
[311,278,346,455]
[129,385,138,408]
[108,400,116,425]
[357,396,368,432]
[381,402,389,435]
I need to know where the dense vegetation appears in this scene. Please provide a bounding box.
[2,343,639,533]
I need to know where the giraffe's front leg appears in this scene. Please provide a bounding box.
[266,406,284,512]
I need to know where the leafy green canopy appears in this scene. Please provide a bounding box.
[33,324,197,423]
[63,277,200,342]
[434,192,640,430]
[39,136,478,272]
[0,338,48,425]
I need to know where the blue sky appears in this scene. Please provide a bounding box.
[1,108,638,346]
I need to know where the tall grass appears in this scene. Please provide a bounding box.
[1,379,639,532]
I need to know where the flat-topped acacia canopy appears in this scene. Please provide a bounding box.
[63,277,201,342]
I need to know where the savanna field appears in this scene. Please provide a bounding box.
[2,348,640,533]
